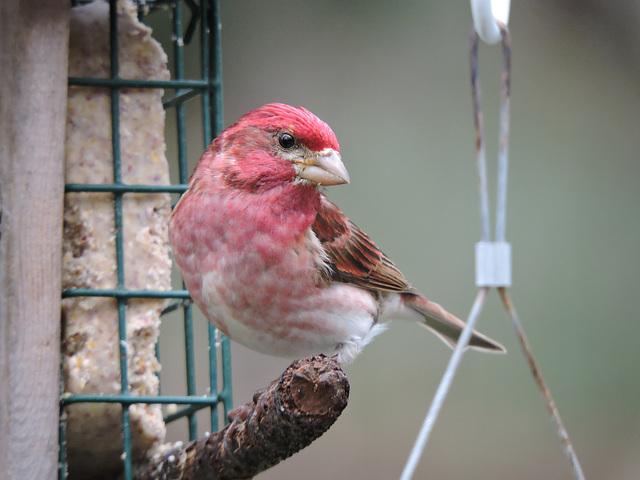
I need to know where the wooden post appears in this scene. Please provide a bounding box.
[0,1,69,479]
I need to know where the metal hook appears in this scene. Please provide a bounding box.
[470,0,510,44]
[183,0,200,45]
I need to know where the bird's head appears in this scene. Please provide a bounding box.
[198,103,350,193]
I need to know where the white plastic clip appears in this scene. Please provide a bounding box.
[475,242,512,287]
[470,0,511,44]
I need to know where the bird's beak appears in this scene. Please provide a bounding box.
[298,148,350,186]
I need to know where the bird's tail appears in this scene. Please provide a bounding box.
[403,293,506,353]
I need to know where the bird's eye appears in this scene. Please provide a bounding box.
[278,133,296,149]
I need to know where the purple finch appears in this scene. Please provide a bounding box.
[169,103,504,363]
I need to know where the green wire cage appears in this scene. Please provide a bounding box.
[59,1,232,478]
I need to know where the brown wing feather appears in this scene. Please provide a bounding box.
[312,195,412,293]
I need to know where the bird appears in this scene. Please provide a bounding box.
[168,103,505,364]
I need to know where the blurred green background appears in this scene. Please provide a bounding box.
[154,1,640,479]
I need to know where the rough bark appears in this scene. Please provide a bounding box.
[139,355,349,480]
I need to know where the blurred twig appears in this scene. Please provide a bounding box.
[138,355,349,480]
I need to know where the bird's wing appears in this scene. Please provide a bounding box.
[311,194,413,293]
[312,196,506,353]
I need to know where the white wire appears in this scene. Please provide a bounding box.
[398,5,512,479]
[470,0,511,44]
[399,289,488,480]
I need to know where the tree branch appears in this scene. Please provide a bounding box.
[139,355,349,480]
